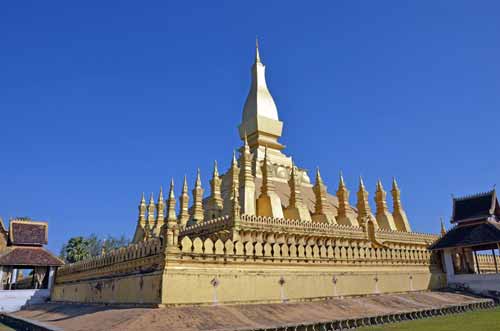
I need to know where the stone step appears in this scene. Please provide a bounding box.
[0,290,50,313]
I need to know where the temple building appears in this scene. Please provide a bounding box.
[132,42,412,242]
[430,189,500,294]
[52,43,446,306]
[0,218,63,312]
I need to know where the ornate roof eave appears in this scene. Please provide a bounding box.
[452,189,496,202]
[451,188,498,223]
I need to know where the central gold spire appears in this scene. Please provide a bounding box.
[239,40,284,152]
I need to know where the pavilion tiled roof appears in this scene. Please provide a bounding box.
[9,220,48,245]
[451,189,500,223]
[429,220,500,250]
[0,246,64,267]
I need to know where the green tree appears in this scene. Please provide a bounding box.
[87,233,130,256]
[60,234,131,263]
[62,236,91,263]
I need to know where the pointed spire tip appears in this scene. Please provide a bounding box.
[255,36,261,63]
[359,176,365,188]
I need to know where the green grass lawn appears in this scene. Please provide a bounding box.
[359,308,500,331]
[0,323,15,331]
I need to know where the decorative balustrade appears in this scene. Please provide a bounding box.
[57,237,162,277]
[179,236,433,266]
[180,214,437,247]
[240,215,366,237]
[376,228,439,245]
[477,254,500,273]
[180,215,232,237]
[56,215,440,281]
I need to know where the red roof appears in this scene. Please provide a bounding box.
[0,246,63,267]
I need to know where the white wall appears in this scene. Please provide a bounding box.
[443,250,500,293]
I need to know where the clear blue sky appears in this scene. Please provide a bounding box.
[1,1,499,254]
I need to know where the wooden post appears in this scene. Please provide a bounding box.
[473,250,481,275]
[492,248,498,274]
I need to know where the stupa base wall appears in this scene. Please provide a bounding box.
[161,261,445,306]
[51,270,163,305]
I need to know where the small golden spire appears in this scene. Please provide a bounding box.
[260,145,274,195]
[179,175,190,227]
[359,176,366,191]
[210,160,223,215]
[195,168,202,188]
[155,186,166,235]
[192,169,204,223]
[167,178,177,222]
[440,217,446,236]
[158,186,164,203]
[374,179,397,230]
[213,160,219,178]
[392,177,399,191]
[356,176,373,226]
[169,178,175,199]
[182,175,188,194]
[243,130,250,151]
[316,167,324,185]
[146,192,156,238]
[391,177,412,232]
[239,132,255,215]
[312,166,334,223]
[232,150,238,166]
[339,171,346,188]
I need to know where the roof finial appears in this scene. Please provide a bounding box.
[169,178,175,199]
[244,130,249,148]
[255,36,261,63]
[339,171,346,188]
[376,178,383,191]
[158,186,164,202]
[182,175,188,193]
[230,150,236,165]
[359,176,366,190]
[440,217,446,236]
[195,168,202,187]
[213,160,219,178]
[316,167,323,184]
[392,177,399,191]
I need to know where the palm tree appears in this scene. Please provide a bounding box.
[63,237,91,263]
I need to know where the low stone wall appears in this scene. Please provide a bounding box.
[53,226,445,306]
[52,238,163,305]
[160,236,444,305]
[163,264,444,306]
[51,271,163,305]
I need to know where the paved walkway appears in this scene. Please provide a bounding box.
[11,291,486,331]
